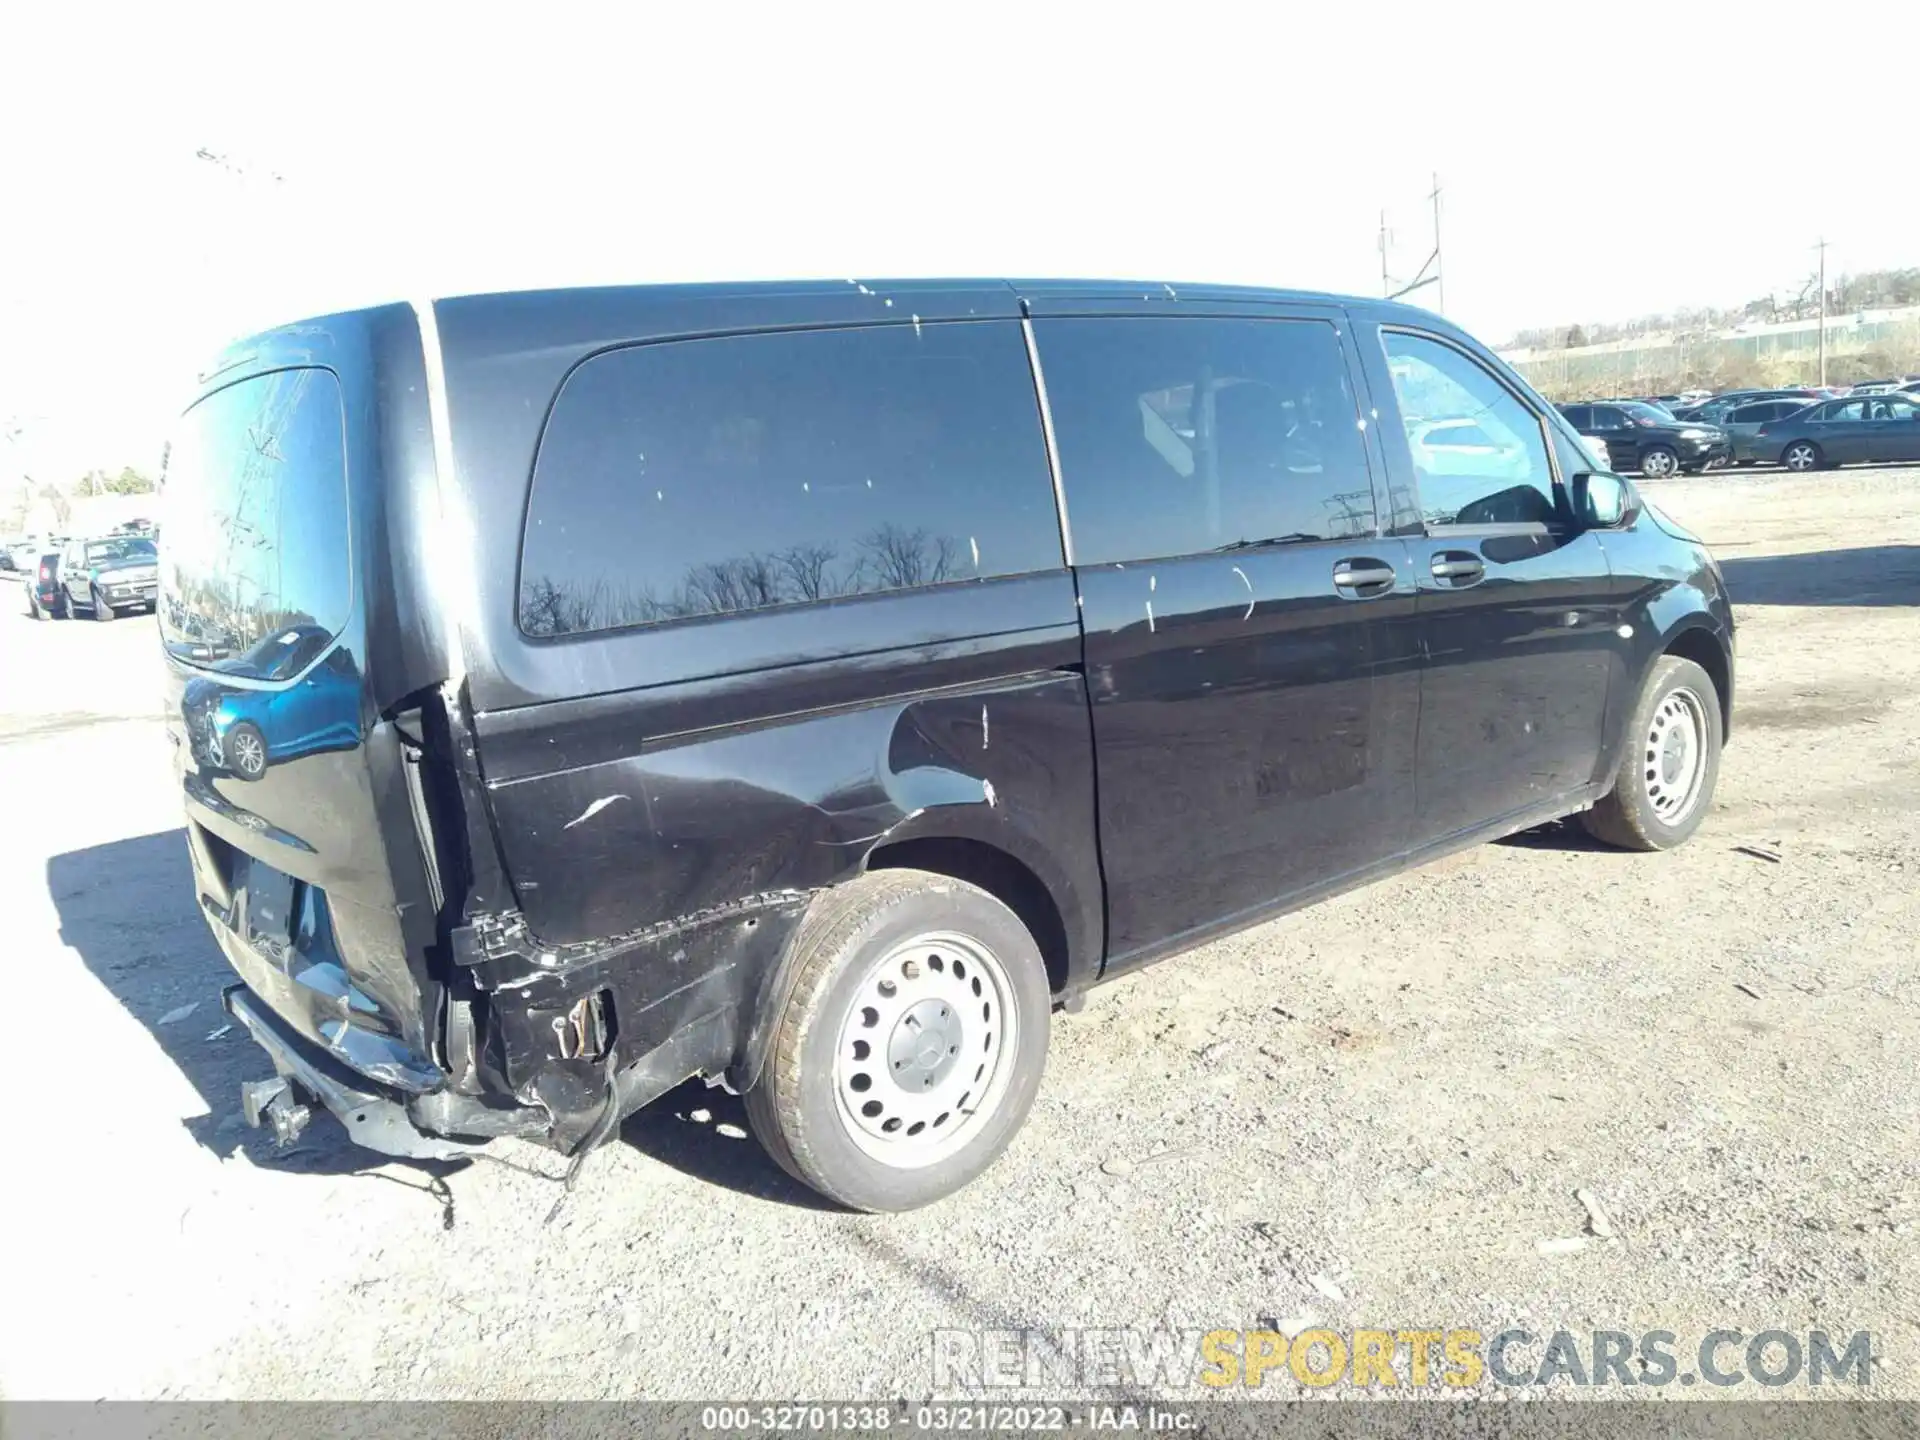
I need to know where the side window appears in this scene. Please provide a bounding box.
[1591,407,1627,432]
[1380,331,1559,528]
[1873,397,1916,420]
[1560,405,1591,429]
[1034,316,1373,564]
[1825,400,1866,423]
[518,321,1061,637]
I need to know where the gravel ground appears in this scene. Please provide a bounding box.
[2,467,1916,1403]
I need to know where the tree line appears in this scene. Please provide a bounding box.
[1507,267,1920,353]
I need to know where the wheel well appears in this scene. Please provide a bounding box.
[1664,627,1731,737]
[866,837,1071,995]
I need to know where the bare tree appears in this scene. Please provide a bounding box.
[859,524,957,589]
[779,543,840,601]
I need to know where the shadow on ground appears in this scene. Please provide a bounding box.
[48,827,821,1205]
[1498,816,1613,852]
[1720,545,1920,607]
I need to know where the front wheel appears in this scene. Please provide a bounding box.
[1579,655,1723,851]
[225,721,270,781]
[745,868,1051,1211]
[1782,441,1821,473]
[92,587,116,622]
[1638,446,1679,479]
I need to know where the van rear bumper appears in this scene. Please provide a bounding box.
[224,986,546,1159]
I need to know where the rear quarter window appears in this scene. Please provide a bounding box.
[160,368,353,677]
[518,321,1062,638]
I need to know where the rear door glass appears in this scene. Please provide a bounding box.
[160,368,353,677]
[518,321,1060,638]
[1034,315,1373,564]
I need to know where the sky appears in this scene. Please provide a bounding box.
[4,1,1917,483]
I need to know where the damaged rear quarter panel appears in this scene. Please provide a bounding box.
[470,579,1103,1090]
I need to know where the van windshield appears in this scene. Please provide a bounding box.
[159,369,353,677]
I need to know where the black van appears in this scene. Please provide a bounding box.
[160,280,1735,1211]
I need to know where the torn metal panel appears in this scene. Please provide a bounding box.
[476,666,1103,978]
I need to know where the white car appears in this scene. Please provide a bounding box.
[1409,417,1533,480]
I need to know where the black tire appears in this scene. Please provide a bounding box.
[1638,446,1679,479]
[1782,440,1822,473]
[1579,655,1723,852]
[92,586,115,622]
[51,588,71,619]
[744,868,1051,1212]
[225,720,270,781]
[25,587,42,620]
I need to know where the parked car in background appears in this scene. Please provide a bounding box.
[4,535,49,570]
[174,280,1734,1209]
[57,534,159,620]
[1674,389,1815,424]
[1720,398,1818,463]
[1558,402,1730,477]
[1755,392,1920,471]
[22,549,63,619]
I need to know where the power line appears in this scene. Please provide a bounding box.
[1814,236,1828,387]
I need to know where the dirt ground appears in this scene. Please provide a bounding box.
[2,467,1916,1403]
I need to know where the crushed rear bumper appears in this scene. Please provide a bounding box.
[224,985,546,1159]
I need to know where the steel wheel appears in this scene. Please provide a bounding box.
[1783,441,1819,472]
[832,930,1019,1170]
[1639,447,1678,479]
[1645,685,1708,823]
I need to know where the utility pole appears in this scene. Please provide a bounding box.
[1815,237,1828,386]
[1379,211,1391,298]
[1430,173,1444,315]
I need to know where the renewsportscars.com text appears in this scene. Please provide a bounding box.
[932,1327,1874,1391]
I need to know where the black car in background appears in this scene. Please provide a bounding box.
[1755,391,1920,471]
[1557,401,1730,477]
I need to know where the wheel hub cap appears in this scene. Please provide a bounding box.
[1645,686,1707,823]
[888,998,963,1089]
[833,930,1018,1169]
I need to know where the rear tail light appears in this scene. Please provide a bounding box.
[39,564,50,581]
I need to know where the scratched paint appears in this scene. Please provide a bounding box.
[563,795,628,830]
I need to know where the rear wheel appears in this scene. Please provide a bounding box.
[745,868,1051,1211]
[1638,446,1679,479]
[25,586,42,620]
[51,588,71,619]
[92,586,115,621]
[1580,655,1723,851]
[1783,440,1821,473]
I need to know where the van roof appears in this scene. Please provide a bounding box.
[196,278,1447,391]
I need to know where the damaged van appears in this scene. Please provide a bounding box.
[162,280,1734,1210]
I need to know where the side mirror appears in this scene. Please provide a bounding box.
[1575,471,1630,529]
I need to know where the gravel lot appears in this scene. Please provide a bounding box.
[3,467,1916,1403]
